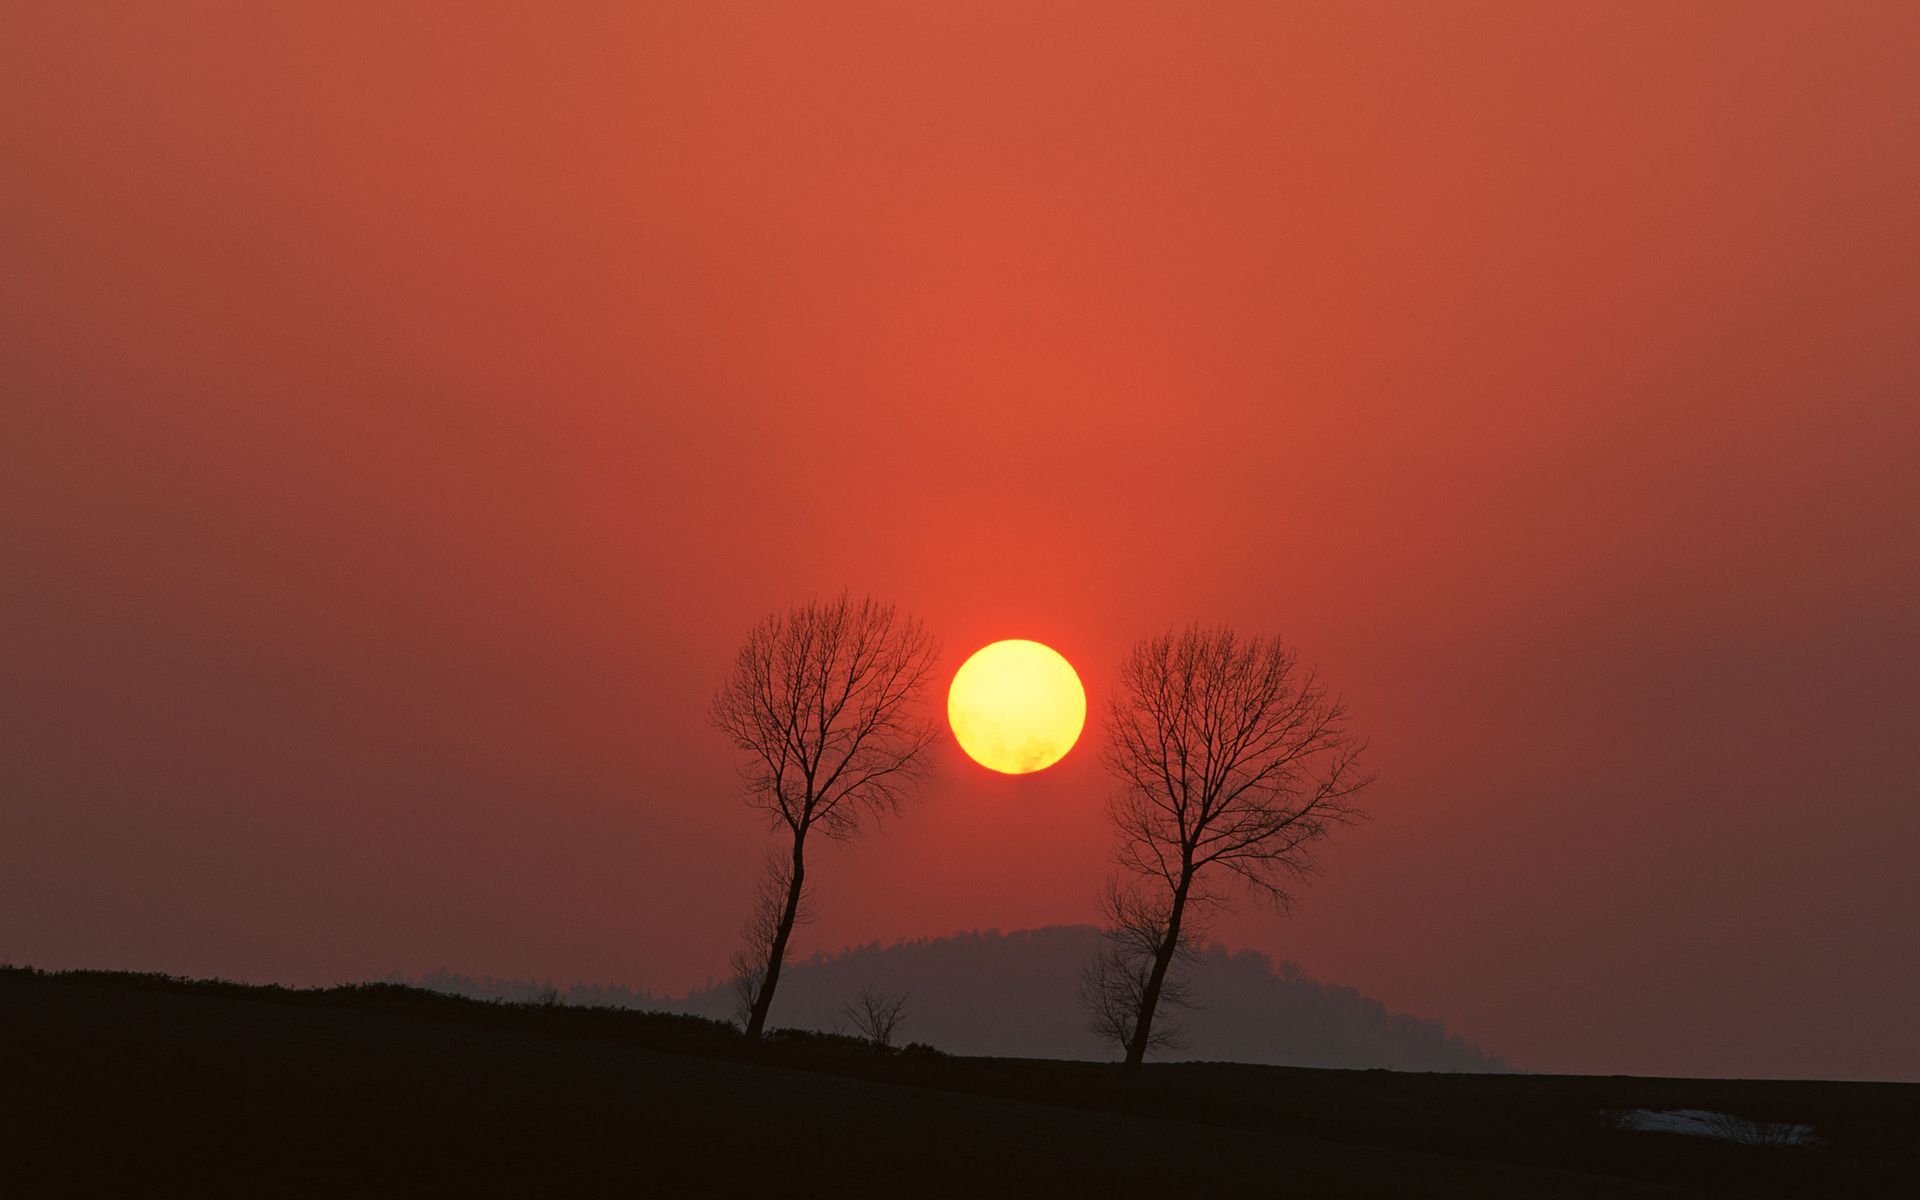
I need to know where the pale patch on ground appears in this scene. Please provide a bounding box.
[1617,1108,1818,1147]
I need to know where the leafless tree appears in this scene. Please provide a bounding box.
[841,983,912,1049]
[711,594,941,1039]
[1089,624,1374,1068]
[1079,877,1195,1055]
[727,847,810,1029]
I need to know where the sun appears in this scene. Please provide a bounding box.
[947,639,1087,774]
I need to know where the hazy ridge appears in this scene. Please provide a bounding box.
[407,924,1506,1072]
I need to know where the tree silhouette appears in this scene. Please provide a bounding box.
[711,594,940,1039]
[1078,877,1195,1055]
[728,847,807,1030]
[1086,625,1373,1069]
[841,983,912,1049]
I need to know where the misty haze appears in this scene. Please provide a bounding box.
[5,0,1917,1195]
[406,926,1505,1072]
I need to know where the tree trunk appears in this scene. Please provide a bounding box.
[1122,875,1191,1069]
[743,833,807,1040]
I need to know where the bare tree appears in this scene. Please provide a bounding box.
[1079,877,1195,1056]
[711,594,941,1039]
[727,847,810,1029]
[1089,625,1374,1068]
[841,983,912,1049]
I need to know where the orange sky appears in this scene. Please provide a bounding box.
[5,1,1918,1079]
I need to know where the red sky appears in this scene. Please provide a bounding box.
[5,1,1917,1080]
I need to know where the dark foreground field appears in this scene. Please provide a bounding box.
[2,967,1912,1197]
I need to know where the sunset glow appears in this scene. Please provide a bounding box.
[4,0,1916,1092]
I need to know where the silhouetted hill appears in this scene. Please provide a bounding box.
[414,925,1505,1071]
[4,965,1915,1198]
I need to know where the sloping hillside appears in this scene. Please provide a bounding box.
[3,965,1914,1198]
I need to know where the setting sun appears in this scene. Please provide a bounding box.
[948,640,1087,774]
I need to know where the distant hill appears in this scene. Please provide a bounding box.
[414,925,1507,1072]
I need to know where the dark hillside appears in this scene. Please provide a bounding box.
[3,966,1913,1197]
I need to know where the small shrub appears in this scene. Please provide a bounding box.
[898,1041,947,1060]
